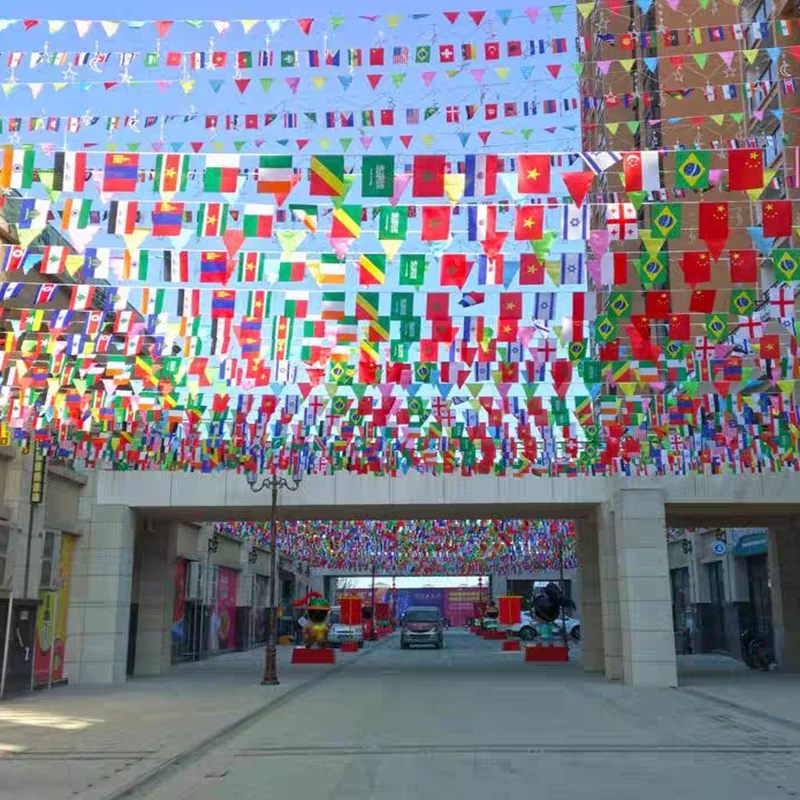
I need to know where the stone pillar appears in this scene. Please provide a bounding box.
[614,489,677,687]
[492,575,508,598]
[66,503,136,684]
[576,516,604,673]
[768,520,800,671]
[131,522,177,677]
[597,502,622,680]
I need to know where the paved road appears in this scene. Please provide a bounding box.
[137,631,800,800]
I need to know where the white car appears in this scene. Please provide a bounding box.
[326,607,364,648]
[509,612,581,642]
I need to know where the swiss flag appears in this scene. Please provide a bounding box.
[728,148,763,190]
[421,205,451,240]
[412,155,446,197]
[514,205,544,240]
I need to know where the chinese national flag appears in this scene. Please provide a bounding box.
[421,205,451,240]
[645,290,671,320]
[689,289,717,314]
[499,291,523,319]
[759,334,780,360]
[681,251,711,285]
[668,313,690,341]
[519,253,545,284]
[698,202,729,258]
[728,148,763,190]
[514,205,544,240]
[761,200,792,237]
[729,250,757,283]
[517,154,551,193]
[440,254,470,288]
[412,155,446,197]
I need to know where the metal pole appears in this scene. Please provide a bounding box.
[0,593,13,701]
[262,482,280,685]
[559,529,568,655]
[370,561,376,640]
[47,590,58,690]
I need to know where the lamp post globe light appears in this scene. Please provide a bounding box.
[245,461,302,686]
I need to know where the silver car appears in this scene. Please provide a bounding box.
[326,607,364,648]
[400,606,444,649]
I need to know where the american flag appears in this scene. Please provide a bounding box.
[392,46,409,65]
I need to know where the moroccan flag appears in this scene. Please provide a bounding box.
[257,155,293,195]
[153,153,189,194]
[519,253,545,284]
[196,203,228,237]
[242,203,274,238]
[331,205,362,239]
[650,203,681,239]
[426,293,450,320]
[668,314,690,341]
[421,206,451,240]
[728,148,763,190]
[440,254,470,288]
[412,155,446,197]
[378,206,408,240]
[151,202,184,236]
[675,150,709,189]
[689,289,717,314]
[729,250,757,283]
[199,251,230,283]
[681,251,711,285]
[761,200,792,237]
[359,253,386,285]
[362,155,394,197]
[102,153,139,192]
[517,154,550,193]
[203,154,240,193]
[698,202,728,257]
[622,151,660,191]
[310,155,345,196]
[514,205,544,240]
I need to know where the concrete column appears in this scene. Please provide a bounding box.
[768,519,800,671]
[66,503,136,684]
[131,522,177,677]
[492,576,508,598]
[614,489,677,687]
[597,502,622,680]
[576,516,604,673]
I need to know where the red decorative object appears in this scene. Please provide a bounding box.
[483,630,506,640]
[291,647,336,664]
[340,596,363,626]
[340,641,359,652]
[498,595,522,626]
[502,639,522,651]
[524,645,568,663]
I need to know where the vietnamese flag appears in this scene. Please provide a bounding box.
[421,205,451,240]
[728,148,763,190]
[759,334,780,360]
[681,251,711,285]
[729,250,757,283]
[519,253,545,284]
[440,254,470,288]
[668,313,690,341]
[412,155,446,197]
[499,291,523,319]
[514,205,544,240]
[761,200,792,237]
[689,289,717,314]
[698,202,728,257]
[517,154,551,193]
[497,318,519,342]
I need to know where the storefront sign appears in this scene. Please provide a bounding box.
[734,533,768,557]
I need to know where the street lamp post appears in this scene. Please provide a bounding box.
[246,470,302,685]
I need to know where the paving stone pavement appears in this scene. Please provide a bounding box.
[4,633,800,800]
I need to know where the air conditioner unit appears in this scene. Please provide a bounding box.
[0,522,18,591]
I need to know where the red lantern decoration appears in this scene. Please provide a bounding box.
[340,596,363,626]
[498,595,522,626]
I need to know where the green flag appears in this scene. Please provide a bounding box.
[650,202,682,239]
[399,254,426,286]
[379,205,408,240]
[362,156,395,198]
[675,150,710,190]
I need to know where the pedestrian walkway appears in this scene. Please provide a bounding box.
[0,643,369,800]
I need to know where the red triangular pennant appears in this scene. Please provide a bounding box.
[234,78,251,94]
[400,135,413,149]
[477,131,491,144]
[547,64,562,78]
[297,18,314,34]
[190,142,204,152]
[155,20,173,38]
[468,10,486,24]
[296,139,309,150]
[561,171,595,207]
[443,11,460,23]
[704,239,727,259]
[367,74,382,89]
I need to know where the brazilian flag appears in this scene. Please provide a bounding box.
[330,395,349,416]
[730,288,756,317]
[568,340,588,362]
[608,291,632,318]
[664,339,688,360]
[329,362,355,385]
[706,313,729,343]
[414,362,433,383]
[650,203,681,239]
[408,397,426,417]
[773,249,800,282]
[636,253,668,287]
[594,314,617,342]
[675,150,710,189]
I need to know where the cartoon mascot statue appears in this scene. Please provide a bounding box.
[297,592,331,648]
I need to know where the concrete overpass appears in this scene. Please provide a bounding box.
[73,471,800,690]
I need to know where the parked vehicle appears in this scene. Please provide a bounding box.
[510,612,581,642]
[400,606,444,649]
[326,607,364,648]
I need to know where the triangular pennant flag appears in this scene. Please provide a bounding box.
[549,4,566,21]
[234,78,250,94]
[561,171,594,207]
[222,229,245,257]
[338,75,353,91]
[444,173,466,204]
[367,74,382,89]
[628,190,647,211]
[297,17,314,34]
[546,64,562,78]
[285,77,301,94]
[639,230,665,256]
[380,238,403,260]
[277,229,307,257]
[495,67,511,80]
[328,236,353,260]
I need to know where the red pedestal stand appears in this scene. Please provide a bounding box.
[483,629,506,640]
[524,645,569,662]
[291,647,336,664]
[502,639,521,651]
[340,641,358,652]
